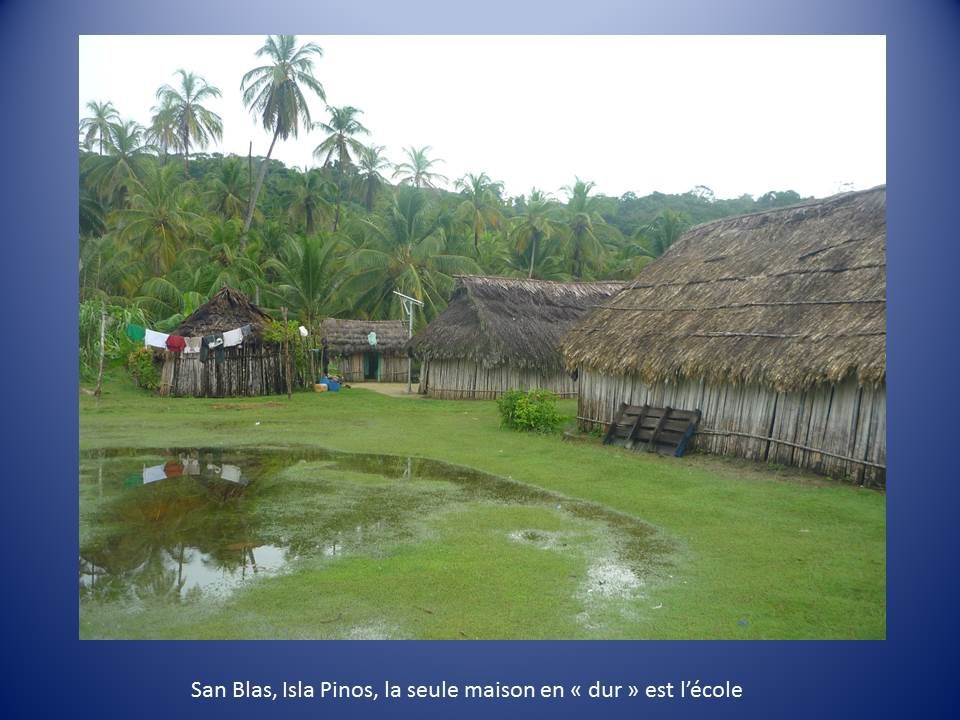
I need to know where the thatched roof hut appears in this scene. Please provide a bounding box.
[563,188,885,391]
[563,187,886,484]
[159,287,290,397]
[320,318,408,356]
[408,276,624,398]
[172,286,273,338]
[320,318,408,382]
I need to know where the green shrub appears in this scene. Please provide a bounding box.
[262,319,309,380]
[79,299,148,382]
[497,388,564,434]
[497,390,526,429]
[126,347,161,391]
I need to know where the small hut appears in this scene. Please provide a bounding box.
[159,287,288,397]
[320,318,408,382]
[408,276,624,399]
[562,187,886,485]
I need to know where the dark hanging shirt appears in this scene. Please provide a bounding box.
[200,334,225,363]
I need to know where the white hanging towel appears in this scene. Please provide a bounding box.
[220,464,243,484]
[298,325,309,337]
[144,329,170,349]
[222,327,244,347]
[142,465,166,484]
[183,337,202,355]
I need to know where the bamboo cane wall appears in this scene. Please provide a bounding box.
[419,359,578,399]
[158,344,292,397]
[379,355,410,382]
[333,353,408,382]
[577,370,886,486]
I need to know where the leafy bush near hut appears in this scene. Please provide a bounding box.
[497,388,565,434]
[79,299,149,382]
[261,319,310,380]
[125,347,161,391]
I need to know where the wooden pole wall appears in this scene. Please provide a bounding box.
[577,369,886,486]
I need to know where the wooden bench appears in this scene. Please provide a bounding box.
[602,404,702,457]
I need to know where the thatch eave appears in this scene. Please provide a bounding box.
[320,318,408,356]
[407,276,625,370]
[172,287,273,340]
[562,186,886,393]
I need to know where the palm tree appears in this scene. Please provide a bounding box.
[135,274,208,329]
[83,119,153,209]
[357,144,391,210]
[288,168,334,235]
[264,233,345,334]
[206,157,250,220]
[644,208,691,255]
[510,189,563,279]
[80,101,120,156]
[454,172,503,258]
[240,35,326,239]
[612,235,658,279]
[79,232,143,301]
[313,105,370,231]
[313,105,369,169]
[500,234,570,281]
[118,163,206,274]
[561,177,615,278]
[392,146,447,189]
[201,217,265,297]
[79,165,107,236]
[146,95,179,164]
[341,187,479,320]
[155,70,223,172]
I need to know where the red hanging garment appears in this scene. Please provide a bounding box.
[166,335,186,352]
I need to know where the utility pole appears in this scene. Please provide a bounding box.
[393,290,424,394]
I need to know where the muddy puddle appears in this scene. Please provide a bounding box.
[80,447,678,637]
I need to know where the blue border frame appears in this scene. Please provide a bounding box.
[2,0,957,716]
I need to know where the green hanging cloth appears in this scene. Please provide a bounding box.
[125,323,146,342]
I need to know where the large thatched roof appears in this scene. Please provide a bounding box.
[407,276,625,370]
[562,186,886,392]
[173,287,272,338]
[321,318,408,355]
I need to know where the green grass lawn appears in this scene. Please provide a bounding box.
[79,372,885,639]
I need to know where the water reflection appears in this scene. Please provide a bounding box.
[80,543,288,601]
[80,448,672,608]
[128,453,248,488]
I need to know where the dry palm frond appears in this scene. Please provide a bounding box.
[408,275,624,370]
[561,186,886,391]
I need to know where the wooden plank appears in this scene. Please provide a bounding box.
[627,405,649,446]
[673,410,702,457]
[603,402,628,445]
[645,407,672,452]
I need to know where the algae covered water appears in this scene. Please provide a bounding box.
[79,447,678,639]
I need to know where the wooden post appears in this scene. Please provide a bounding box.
[406,302,414,395]
[94,305,107,398]
[281,306,292,399]
[306,332,315,385]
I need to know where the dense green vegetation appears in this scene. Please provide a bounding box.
[497,389,565,433]
[80,33,808,378]
[80,375,884,639]
[78,35,882,642]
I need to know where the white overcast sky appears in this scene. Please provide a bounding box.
[78,35,885,200]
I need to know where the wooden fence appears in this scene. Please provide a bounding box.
[420,359,578,400]
[577,370,885,486]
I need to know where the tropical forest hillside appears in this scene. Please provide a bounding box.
[79,34,809,381]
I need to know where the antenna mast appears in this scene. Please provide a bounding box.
[394,290,424,394]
